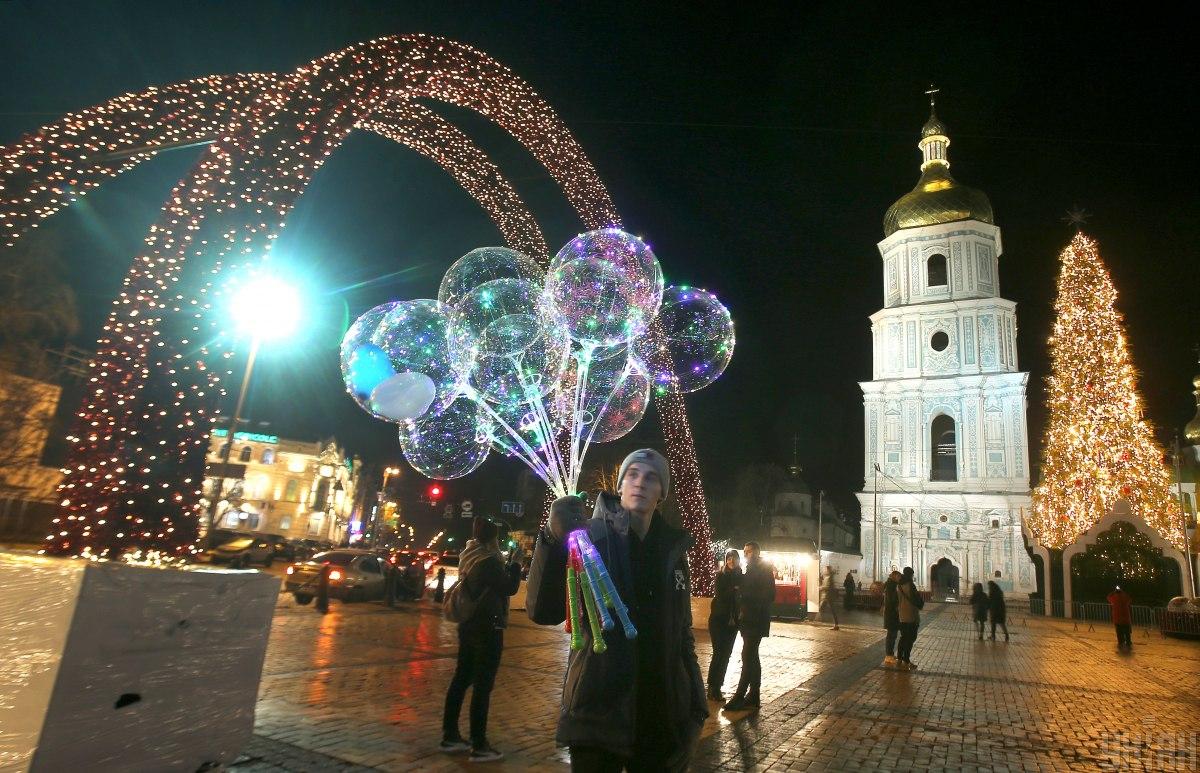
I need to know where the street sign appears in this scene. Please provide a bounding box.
[460,500,474,517]
[500,501,524,517]
[443,504,454,520]
[205,462,246,480]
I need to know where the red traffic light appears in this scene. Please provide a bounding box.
[429,485,442,499]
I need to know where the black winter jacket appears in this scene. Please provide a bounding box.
[458,541,522,635]
[709,568,741,629]
[526,494,708,763]
[737,558,776,638]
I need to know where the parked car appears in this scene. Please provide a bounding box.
[284,549,389,604]
[261,534,295,562]
[200,536,275,568]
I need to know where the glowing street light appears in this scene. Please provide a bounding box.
[204,273,301,547]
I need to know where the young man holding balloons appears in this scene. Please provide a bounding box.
[527,449,708,772]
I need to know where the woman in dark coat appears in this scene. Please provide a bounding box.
[969,582,988,640]
[843,572,856,610]
[882,570,902,666]
[987,580,1008,641]
[706,549,742,704]
[723,542,775,711]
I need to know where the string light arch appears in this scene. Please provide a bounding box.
[0,34,715,592]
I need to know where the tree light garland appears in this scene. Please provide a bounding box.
[1029,233,1183,550]
[0,35,718,592]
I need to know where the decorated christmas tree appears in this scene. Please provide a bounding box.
[1030,233,1183,549]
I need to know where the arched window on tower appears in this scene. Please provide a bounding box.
[930,414,957,481]
[239,445,252,463]
[927,253,948,288]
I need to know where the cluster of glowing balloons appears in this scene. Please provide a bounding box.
[339,229,735,494]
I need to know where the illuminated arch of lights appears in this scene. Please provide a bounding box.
[0,34,715,593]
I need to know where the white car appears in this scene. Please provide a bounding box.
[427,554,460,592]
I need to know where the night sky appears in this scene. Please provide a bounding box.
[1,3,1196,521]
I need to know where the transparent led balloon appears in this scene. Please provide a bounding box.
[580,355,650,444]
[373,299,460,416]
[449,278,570,404]
[634,285,735,394]
[439,246,543,309]
[399,397,492,479]
[339,301,400,417]
[546,228,664,348]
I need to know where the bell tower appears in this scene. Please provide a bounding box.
[857,92,1038,596]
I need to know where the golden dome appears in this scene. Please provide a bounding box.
[883,113,994,237]
[1185,379,1200,446]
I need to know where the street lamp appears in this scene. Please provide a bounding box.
[203,273,301,547]
[370,466,402,547]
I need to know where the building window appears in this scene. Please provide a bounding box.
[222,510,240,528]
[247,513,261,530]
[239,445,252,463]
[280,516,292,530]
[927,254,948,287]
[218,441,230,459]
[930,331,949,352]
[284,479,299,502]
[994,570,1002,578]
[930,414,957,482]
[987,450,1005,465]
[261,448,275,464]
[886,450,901,464]
[939,514,948,523]
[891,516,900,525]
[991,519,1000,529]
[308,513,324,536]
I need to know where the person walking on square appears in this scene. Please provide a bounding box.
[970,582,988,640]
[526,449,708,771]
[896,566,923,670]
[440,516,522,762]
[818,564,839,630]
[843,571,856,610]
[987,580,1009,641]
[1107,584,1134,650]
[707,549,742,704]
[881,570,902,667]
[724,542,775,712]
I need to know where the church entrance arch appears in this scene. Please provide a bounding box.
[1069,520,1181,607]
[930,556,960,597]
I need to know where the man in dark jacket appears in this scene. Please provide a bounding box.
[526,449,707,771]
[440,516,522,762]
[723,541,775,712]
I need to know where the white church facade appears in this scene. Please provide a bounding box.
[857,101,1038,596]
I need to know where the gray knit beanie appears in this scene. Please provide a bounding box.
[617,448,671,500]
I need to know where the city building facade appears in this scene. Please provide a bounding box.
[857,103,1038,596]
[202,429,360,544]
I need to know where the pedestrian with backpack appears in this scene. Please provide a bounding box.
[440,516,522,762]
[895,566,924,670]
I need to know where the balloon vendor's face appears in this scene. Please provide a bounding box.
[620,462,662,516]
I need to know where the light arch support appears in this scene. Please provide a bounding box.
[0,34,714,592]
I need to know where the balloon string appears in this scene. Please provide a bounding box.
[568,349,593,494]
[575,358,634,491]
[528,388,570,492]
[472,390,565,496]
[507,354,570,492]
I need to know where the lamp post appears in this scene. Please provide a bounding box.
[203,274,300,548]
[371,466,401,548]
[1172,435,1197,598]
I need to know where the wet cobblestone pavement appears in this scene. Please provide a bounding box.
[233,593,1200,771]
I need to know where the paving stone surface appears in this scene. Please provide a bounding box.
[232,592,1200,772]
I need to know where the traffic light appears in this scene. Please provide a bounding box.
[428,484,443,507]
